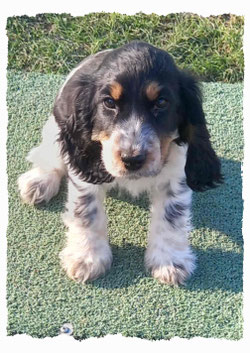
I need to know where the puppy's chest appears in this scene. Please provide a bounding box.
[111,176,158,197]
[109,166,182,198]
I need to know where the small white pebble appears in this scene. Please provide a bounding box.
[60,323,73,335]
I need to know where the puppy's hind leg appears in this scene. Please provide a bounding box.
[18,116,66,205]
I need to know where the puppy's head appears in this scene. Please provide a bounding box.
[54,41,223,189]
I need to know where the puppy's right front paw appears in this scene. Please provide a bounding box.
[60,244,113,283]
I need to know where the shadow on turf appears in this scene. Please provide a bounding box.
[94,157,243,292]
[36,158,242,248]
[108,158,243,247]
[91,244,243,293]
[33,158,243,293]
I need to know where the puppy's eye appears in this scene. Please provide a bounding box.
[103,97,116,109]
[155,97,168,109]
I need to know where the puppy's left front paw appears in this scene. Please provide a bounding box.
[145,248,196,285]
[150,263,192,285]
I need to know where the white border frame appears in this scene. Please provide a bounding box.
[1,1,249,351]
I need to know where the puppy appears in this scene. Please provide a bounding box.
[18,41,223,285]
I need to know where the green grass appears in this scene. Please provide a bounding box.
[6,13,244,82]
[7,71,243,340]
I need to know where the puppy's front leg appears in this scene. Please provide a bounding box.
[60,174,112,283]
[145,182,196,285]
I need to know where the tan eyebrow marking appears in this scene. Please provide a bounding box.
[145,81,162,101]
[110,82,123,100]
[91,131,110,142]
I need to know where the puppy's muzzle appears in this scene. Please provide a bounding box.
[121,152,146,171]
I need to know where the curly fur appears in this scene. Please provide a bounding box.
[18,41,223,285]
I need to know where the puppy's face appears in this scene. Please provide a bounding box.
[55,41,222,189]
[90,46,181,179]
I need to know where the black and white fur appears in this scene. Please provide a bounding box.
[18,41,222,285]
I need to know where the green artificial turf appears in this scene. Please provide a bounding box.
[7,71,243,340]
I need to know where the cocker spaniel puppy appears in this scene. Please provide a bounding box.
[18,41,222,285]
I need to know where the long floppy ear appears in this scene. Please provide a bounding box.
[53,73,114,184]
[178,71,223,191]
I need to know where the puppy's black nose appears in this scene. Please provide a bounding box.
[121,153,146,171]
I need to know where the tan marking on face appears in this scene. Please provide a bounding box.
[112,150,127,173]
[91,131,110,142]
[145,81,162,101]
[160,136,176,163]
[110,82,123,100]
[100,133,127,177]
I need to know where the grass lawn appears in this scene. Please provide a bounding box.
[7,13,244,82]
[6,13,244,340]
